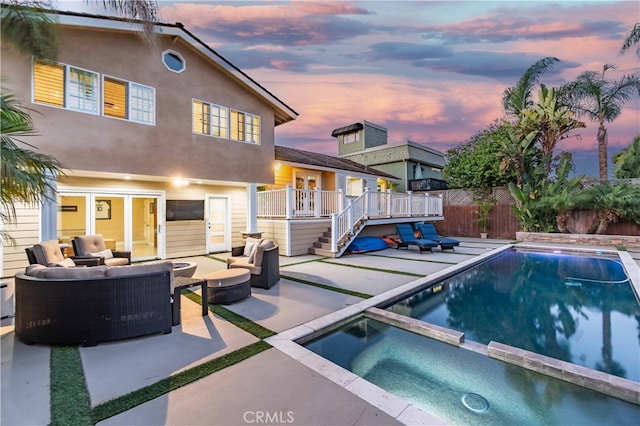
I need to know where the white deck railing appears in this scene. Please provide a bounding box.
[257,186,443,252]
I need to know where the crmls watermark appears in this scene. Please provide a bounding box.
[243,410,295,424]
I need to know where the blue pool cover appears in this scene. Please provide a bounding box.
[347,236,390,253]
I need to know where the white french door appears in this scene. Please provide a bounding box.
[206,194,230,253]
[57,190,164,261]
[294,171,320,216]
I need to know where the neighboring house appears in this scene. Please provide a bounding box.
[333,121,448,193]
[1,10,297,277]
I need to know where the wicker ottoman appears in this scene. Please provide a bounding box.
[204,269,251,304]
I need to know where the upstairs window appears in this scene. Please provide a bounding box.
[32,59,154,125]
[343,131,359,144]
[103,76,155,125]
[231,110,260,144]
[33,59,98,114]
[192,100,228,138]
[162,50,185,73]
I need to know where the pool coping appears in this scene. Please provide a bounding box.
[266,243,640,424]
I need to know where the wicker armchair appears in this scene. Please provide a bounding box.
[26,240,101,267]
[72,234,131,266]
[226,239,280,289]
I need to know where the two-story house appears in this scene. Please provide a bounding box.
[1,10,298,277]
[1,11,447,282]
[333,121,448,193]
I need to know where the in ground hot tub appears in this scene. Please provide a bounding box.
[302,317,640,425]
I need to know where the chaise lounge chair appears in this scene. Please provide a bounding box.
[395,224,439,253]
[417,223,460,251]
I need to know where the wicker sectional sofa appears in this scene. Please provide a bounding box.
[15,261,174,346]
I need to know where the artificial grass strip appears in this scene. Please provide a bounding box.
[209,304,277,339]
[50,346,92,426]
[205,255,228,263]
[92,340,271,423]
[181,291,276,339]
[281,274,372,299]
[365,253,459,265]
[319,259,426,276]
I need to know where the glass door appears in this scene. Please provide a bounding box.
[94,195,125,252]
[57,194,88,255]
[206,195,230,253]
[57,191,163,261]
[294,171,320,216]
[131,197,159,260]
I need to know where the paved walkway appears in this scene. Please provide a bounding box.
[2,237,638,425]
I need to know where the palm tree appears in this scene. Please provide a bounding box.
[1,88,61,225]
[502,57,559,118]
[563,64,640,180]
[580,181,640,233]
[538,154,584,233]
[620,22,640,56]
[1,0,159,60]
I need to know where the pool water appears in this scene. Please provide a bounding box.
[304,317,640,425]
[386,249,640,381]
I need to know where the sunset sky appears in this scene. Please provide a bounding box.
[61,1,639,178]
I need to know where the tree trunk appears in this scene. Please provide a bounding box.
[556,211,570,233]
[598,122,608,180]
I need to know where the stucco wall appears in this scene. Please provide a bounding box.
[2,26,277,185]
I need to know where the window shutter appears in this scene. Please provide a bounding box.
[103,78,127,119]
[33,60,65,107]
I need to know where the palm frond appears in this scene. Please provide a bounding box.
[620,22,640,56]
[0,1,59,60]
[502,57,559,117]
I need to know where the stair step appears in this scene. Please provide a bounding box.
[308,247,337,258]
[313,241,332,250]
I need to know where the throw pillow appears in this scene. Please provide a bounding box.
[89,248,114,259]
[243,238,262,257]
[248,243,260,264]
[56,257,76,267]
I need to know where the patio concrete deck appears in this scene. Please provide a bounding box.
[2,237,638,425]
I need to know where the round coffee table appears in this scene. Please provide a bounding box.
[204,269,251,304]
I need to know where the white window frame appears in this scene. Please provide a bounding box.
[192,99,229,139]
[343,132,359,144]
[67,65,100,114]
[162,49,186,73]
[102,74,155,126]
[231,109,261,144]
[32,59,100,115]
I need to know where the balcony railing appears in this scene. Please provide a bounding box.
[257,186,443,252]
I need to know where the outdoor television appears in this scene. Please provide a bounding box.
[166,200,204,221]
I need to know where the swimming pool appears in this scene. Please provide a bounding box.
[384,248,640,382]
[267,245,640,423]
[303,316,640,425]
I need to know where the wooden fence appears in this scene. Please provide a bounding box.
[435,203,640,239]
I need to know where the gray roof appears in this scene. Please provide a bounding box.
[341,141,446,168]
[331,122,363,137]
[275,146,398,180]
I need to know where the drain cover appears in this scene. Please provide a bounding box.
[461,393,489,413]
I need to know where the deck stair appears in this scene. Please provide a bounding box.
[308,218,367,258]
